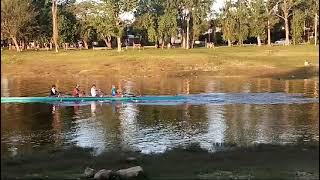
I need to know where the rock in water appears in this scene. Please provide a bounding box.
[94,169,112,180]
[116,166,143,178]
[126,157,137,163]
[84,167,95,178]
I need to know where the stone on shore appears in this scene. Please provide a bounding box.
[84,167,95,178]
[116,166,143,178]
[94,169,113,180]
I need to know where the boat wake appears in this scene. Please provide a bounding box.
[46,93,318,106]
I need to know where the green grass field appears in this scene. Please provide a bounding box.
[1,45,319,79]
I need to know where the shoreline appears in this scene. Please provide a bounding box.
[2,143,319,179]
[1,46,319,80]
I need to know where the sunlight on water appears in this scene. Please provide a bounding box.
[1,76,319,156]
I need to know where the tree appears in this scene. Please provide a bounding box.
[52,0,59,52]
[265,0,279,46]
[291,10,305,45]
[190,0,213,48]
[249,0,267,46]
[58,8,78,46]
[235,0,250,46]
[102,0,138,52]
[134,0,166,47]
[219,0,237,46]
[72,1,95,49]
[274,0,302,46]
[1,0,36,52]
[158,10,178,48]
[138,13,159,46]
[90,2,115,48]
[309,0,319,45]
[31,0,53,46]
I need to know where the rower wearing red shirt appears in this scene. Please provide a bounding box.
[72,84,81,97]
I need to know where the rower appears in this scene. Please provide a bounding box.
[72,84,80,97]
[91,84,97,97]
[116,89,123,97]
[111,85,117,96]
[50,85,59,96]
[97,89,104,97]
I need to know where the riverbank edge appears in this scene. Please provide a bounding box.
[1,143,319,179]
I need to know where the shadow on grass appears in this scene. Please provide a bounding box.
[255,66,319,80]
[1,143,319,180]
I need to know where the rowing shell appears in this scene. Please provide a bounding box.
[1,95,186,103]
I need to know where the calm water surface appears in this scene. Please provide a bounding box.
[1,76,319,156]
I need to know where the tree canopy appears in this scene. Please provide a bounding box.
[1,0,318,52]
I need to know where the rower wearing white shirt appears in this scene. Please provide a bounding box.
[91,84,97,97]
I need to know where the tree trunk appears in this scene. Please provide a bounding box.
[186,19,190,49]
[22,41,25,50]
[83,39,88,49]
[191,34,195,48]
[228,39,231,47]
[315,13,318,46]
[117,36,121,52]
[181,31,186,48]
[161,39,165,49]
[285,16,290,46]
[267,19,271,46]
[52,0,59,52]
[107,36,112,48]
[257,35,261,46]
[11,36,20,52]
[167,42,171,49]
[103,38,108,47]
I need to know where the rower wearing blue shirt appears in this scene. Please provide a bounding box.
[111,85,117,96]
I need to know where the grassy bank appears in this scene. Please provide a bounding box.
[1,144,319,179]
[1,45,319,79]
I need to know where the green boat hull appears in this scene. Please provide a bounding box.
[1,96,186,103]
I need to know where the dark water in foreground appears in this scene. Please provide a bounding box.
[1,76,319,157]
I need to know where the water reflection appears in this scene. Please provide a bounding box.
[51,105,62,145]
[91,102,96,115]
[1,77,319,156]
[1,76,10,97]
[197,105,226,151]
[1,77,318,98]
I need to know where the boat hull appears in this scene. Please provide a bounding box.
[1,96,186,103]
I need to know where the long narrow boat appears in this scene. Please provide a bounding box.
[1,95,187,103]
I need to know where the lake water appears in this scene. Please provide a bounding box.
[1,76,319,157]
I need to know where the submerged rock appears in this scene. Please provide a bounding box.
[94,169,112,180]
[116,166,143,178]
[125,157,137,163]
[84,167,95,178]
